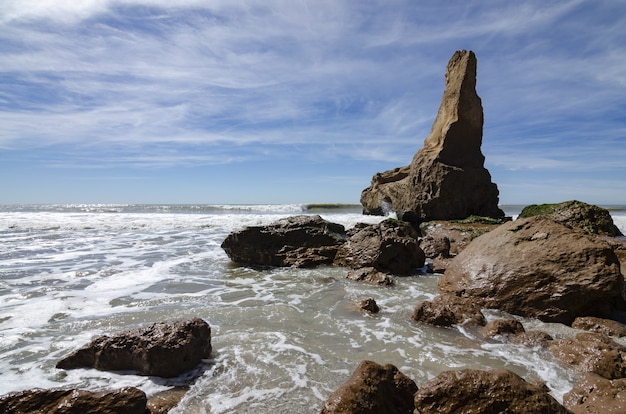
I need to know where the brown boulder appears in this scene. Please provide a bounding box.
[57,318,212,378]
[411,294,485,327]
[0,387,147,414]
[483,318,525,338]
[519,200,623,237]
[572,316,626,337]
[439,216,623,325]
[360,50,503,221]
[320,360,417,414]
[413,369,568,413]
[221,215,347,268]
[359,298,380,314]
[334,220,425,275]
[346,267,395,286]
[563,373,626,414]
[548,332,626,380]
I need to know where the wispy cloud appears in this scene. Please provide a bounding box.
[1,1,625,203]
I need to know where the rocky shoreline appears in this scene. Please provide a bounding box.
[3,200,624,413]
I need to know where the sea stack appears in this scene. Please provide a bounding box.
[360,50,504,221]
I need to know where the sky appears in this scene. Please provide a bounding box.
[1,0,625,205]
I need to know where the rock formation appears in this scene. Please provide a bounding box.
[572,316,626,337]
[221,215,347,268]
[411,294,486,327]
[413,369,569,413]
[56,318,212,378]
[333,219,425,275]
[0,387,148,414]
[548,332,626,380]
[438,216,623,325]
[519,200,623,236]
[320,360,417,414]
[361,50,503,221]
[563,373,626,414]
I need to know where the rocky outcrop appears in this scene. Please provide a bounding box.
[519,200,623,237]
[411,294,485,327]
[572,316,626,337]
[510,331,554,348]
[563,373,626,414]
[548,332,626,380]
[147,388,187,414]
[0,387,148,414]
[221,215,347,268]
[333,219,425,275]
[413,369,568,413]
[360,50,503,221]
[438,216,623,325]
[320,360,417,414]
[56,318,212,378]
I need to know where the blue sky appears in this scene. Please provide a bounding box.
[1,0,625,205]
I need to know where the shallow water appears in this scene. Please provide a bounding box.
[1,204,625,413]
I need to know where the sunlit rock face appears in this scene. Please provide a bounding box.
[360,50,503,221]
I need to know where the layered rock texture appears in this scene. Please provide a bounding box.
[361,50,503,221]
[56,318,212,378]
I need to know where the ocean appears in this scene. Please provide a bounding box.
[1,204,625,413]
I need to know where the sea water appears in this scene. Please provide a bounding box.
[1,204,625,413]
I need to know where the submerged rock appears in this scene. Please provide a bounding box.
[56,318,212,378]
[483,318,525,338]
[359,297,380,314]
[346,267,395,286]
[333,219,424,275]
[320,360,417,414]
[439,216,623,325]
[0,387,147,414]
[221,215,346,268]
[413,369,568,413]
[361,50,503,221]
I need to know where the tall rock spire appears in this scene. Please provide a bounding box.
[360,50,503,221]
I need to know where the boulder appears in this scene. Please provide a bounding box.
[320,360,417,414]
[57,318,212,378]
[411,294,485,327]
[483,318,525,338]
[438,216,623,325]
[360,50,503,221]
[346,267,395,286]
[413,369,568,413]
[333,219,425,275]
[0,387,147,414]
[572,316,626,338]
[519,200,623,237]
[548,332,626,380]
[359,297,380,314]
[563,373,626,414]
[221,215,347,268]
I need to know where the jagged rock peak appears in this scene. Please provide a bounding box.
[420,49,484,167]
[360,50,503,221]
